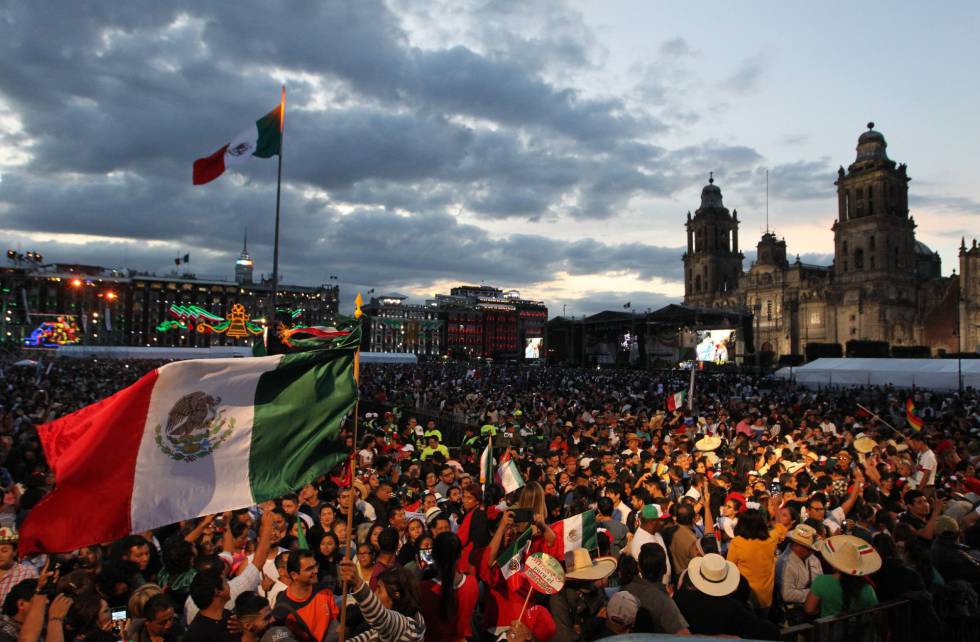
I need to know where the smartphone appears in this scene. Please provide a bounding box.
[111,607,127,624]
[770,481,782,494]
[511,508,534,523]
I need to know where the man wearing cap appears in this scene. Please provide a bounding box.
[777,524,824,619]
[930,515,980,585]
[0,528,35,608]
[627,505,671,585]
[595,591,639,637]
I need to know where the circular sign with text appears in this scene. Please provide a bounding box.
[523,552,565,594]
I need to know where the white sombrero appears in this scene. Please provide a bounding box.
[687,553,740,597]
[695,435,722,452]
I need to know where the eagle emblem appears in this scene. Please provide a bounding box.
[228,142,252,157]
[154,392,234,462]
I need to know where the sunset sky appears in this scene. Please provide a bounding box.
[0,1,976,316]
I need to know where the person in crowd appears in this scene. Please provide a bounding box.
[777,523,823,622]
[338,557,425,642]
[549,549,616,642]
[0,527,37,607]
[235,590,297,642]
[275,549,340,642]
[623,543,690,635]
[804,535,880,618]
[627,505,671,584]
[594,591,639,639]
[674,554,781,640]
[726,506,787,613]
[419,532,478,642]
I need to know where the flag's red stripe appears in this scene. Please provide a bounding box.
[20,370,160,554]
[192,144,228,185]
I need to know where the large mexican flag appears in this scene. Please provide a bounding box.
[20,345,357,554]
[193,93,284,185]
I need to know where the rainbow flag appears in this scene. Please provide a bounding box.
[906,398,923,432]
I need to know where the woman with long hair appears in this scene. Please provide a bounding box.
[455,486,488,575]
[308,503,336,551]
[65,593,116,642]
[805,535,880,618]
[316,531,342,590]
[726,508,787,613]
[514,482,557,557]
[419,533,479,642]
[339,559,425,642]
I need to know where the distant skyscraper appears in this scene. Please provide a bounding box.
[235,230,254,285]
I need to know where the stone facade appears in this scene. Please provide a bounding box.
[961,239,980,353]
[682,123,962,357]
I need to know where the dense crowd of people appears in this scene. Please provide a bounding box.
[0,352,978,641]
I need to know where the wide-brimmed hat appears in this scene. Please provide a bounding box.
[625,433,641,443]
[820,535,881,576]
[886,438,909,452]
[687,553,740,596]
[352,479,369,499]
[695,435,722,452]
[564,548,617,581]
[786,524,821,551]
[853,437,877,454]
[424,506,443,525]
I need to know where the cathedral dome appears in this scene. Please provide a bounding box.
[700,173,724,208]
[855,121,890,163]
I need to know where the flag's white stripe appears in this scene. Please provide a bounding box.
[500,541,530,579]
[499,460,523,494]
[223,124,259,167]
[562,513,584,553]
[130,355,283,532]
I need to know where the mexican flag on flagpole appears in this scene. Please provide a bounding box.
[193,90,285,185]
[496,527,534,579]
[496,450,525,495]
[20,344,357,554]
[552,509,598,558]
[666,390,686,412]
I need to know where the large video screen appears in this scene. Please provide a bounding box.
[524,337,543,359]
[695,329,735,363]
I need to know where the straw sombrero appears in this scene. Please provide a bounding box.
[786,524,821,551]
[687,553,740,597]
[564,548,617,581]
[853,437,877,454]
[695,435,722,452]
[819,535,881,576]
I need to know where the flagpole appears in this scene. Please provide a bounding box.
[339,293,363,642]
[270,85,285,320]
[855,403,906,440]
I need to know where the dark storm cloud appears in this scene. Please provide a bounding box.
[0,0,775,302]
[561,290,679,318]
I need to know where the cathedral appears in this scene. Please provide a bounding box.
[682,123,978,358]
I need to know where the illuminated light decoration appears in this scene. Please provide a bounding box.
[70,279,83,288]
[197,303,263,338]
[105,291,118,300]
[24,317,81,347]
[155,320,189,332]
[277,324,351,348]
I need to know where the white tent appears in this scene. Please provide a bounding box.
[774,358,980,390]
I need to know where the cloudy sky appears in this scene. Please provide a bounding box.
[1,1,977,317]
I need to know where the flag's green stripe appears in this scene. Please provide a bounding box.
[581,509,597,550]
[253,107,282,158]
[249,346,357,501]
[496,527,533,566]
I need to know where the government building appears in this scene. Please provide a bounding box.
[682,123,977,358]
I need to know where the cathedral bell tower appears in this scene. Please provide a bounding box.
[683,174,744,308]
[832,122,915,284]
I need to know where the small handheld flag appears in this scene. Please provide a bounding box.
[906,398,923,432]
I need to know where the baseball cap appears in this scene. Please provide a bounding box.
[606,591,640,626]
[261,626,299,642]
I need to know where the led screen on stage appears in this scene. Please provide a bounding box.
[524,337,543,359]
[695,329,735,364]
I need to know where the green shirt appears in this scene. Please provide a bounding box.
[810,573,878,617]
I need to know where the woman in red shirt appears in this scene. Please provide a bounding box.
[455,486,488,574]
[420,532,478,642]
